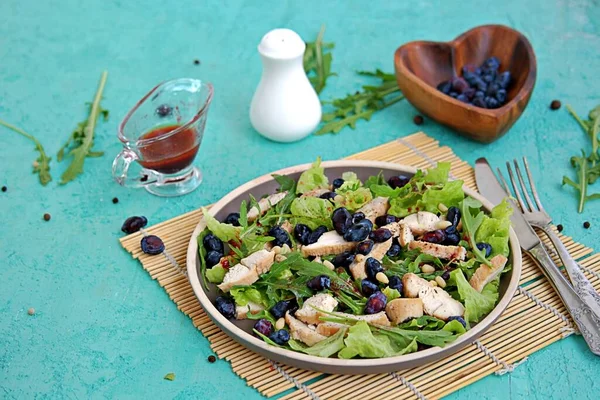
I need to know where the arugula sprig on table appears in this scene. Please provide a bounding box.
[563,104,600,212]
[303,25,336,94]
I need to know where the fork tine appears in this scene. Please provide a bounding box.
[513,159,536,212]
[523,156,546,213]
[497,168,512,196]
[506,162,527,212]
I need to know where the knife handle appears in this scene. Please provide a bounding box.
[528,243,600,355]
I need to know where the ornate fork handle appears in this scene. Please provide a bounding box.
[538,225,600,320]
[529,243,600,355]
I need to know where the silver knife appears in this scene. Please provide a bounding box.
[475,157,600,355]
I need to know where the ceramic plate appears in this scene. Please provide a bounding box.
[186,160,522,374]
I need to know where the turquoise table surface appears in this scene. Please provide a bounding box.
[1,0,599,398]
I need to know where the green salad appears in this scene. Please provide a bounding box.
[198,158,512,359]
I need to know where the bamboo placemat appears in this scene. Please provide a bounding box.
[120,132,599,400]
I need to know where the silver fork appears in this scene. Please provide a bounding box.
[499,157,600,319]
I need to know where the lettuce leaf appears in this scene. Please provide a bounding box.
[443,319,467,334]
[336,172,361,192]
[459,198,491,266]
[288,327,347,357]
[475,198,513,257]
[230,286,268,307]
[206,265,226,283]
[333,187,373,211]
[290,197,334,230]
[424,162,451,184]
[370,184,410,199]
[387,192,422,217]
[338,321,417,359]
[296,157,329,194]
[246,310,276,325]
[364,171,386,192]
[374,325,458,347]
[382,286,401,301]
[202,207,240,242]
[449,269,499,323]
[420,180,465,212]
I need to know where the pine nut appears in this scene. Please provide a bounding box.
[421,264,436,274]
[323,260,335,270]
[430,280,438,287]
[313,256,322,263]
[275,254,287,262]
[435,220,452,230]
[435,276,447,288]
[275,318,285,330]
[376,272,389,284]
[355,254,365,263]
[438,203,448,212]
[281,244,291,254]
[272,246,282,255]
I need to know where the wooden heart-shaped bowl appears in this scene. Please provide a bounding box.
[394,25,536,143]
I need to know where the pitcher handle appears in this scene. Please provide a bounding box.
[112,148,158,188]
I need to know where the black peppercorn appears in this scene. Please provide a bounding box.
[112,197,119,204]
[1,186,6,192]
[194,59,200,65]
[583,221,591,229]
[550,100,561,110]
[413,115,424,125]
[208,355,216,363]
[556,224,563,233]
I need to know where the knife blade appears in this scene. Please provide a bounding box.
[474,157,539,251]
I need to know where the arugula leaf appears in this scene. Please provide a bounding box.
[303,25,336,94]
[288,327,347,357]
[57,71,109,184]
[164,373,175,381]
[246,310,276,325]
[449,269,499,324]
[336,290,367,314]
[398,316,445,331]
[296,157,329,194]
[373,325,459,347]
[460,197,491,266]
[0,118,52,185]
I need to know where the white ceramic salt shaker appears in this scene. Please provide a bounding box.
[250,28,322,143]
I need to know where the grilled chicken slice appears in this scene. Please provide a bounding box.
[349,238,393,280]
[402,273,432,298]
[379,221,414,246]
[285,312,327,346]
[295,293,338,325]
[402,273,464,321]
[408,241,466,261]
[386,298,424,325]
[300,188,330,198]
[469,254,508,292]
[217,264,259,292]
[247,191,288,222]
[235,301,264,320]
[357,197,390,223]
[240,249,275,275]
[402,211,440,235]
[315,312,391,336]
[301,231,357,257]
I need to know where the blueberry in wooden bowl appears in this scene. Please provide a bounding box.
[394,25,536,143]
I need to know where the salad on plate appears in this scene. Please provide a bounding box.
[197,158,512,359]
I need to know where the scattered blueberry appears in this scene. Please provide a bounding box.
[476,242,492,257]
[386,243,401,257]
[269,226,292,247]
[307,275,331,291]
[351,212,366,224]
[370,228,392,243]
[447,316,467,328]
[388,175,410,189]
[215,296,235,319]
[365,257,384,281]
[332,207,353,236]
[294,224,311,245]
[253,319,273,337]
[356,240,374,255]
[413,115,424,125]
[307,226,328,244]
[332,178,345,190]
[343,219,373,242]
[269,329,290,345]
[361,279,380,297]
[206,250,223,266]
[224,212,241,226]
[203,233,224,253]
[121,216,148,234]
[446,207,461,227]
[550,100,562,110]
[155,104,172,117]
[319,191,337,201]
[332,251,355,268]
[375,214,397,227]
[141,235,165,255]
[388,275,403,293]
[271,299,296,319]
[364,292,387,314]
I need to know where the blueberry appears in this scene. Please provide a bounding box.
[463,87,476,100]
[294,224,311,245]
[270,300,295,319]
[332,178,345,190]
[483,57,500,71]
[472,97,487,108]
[462,64,478,75]
[482,72,496,84]
[332,207,353,235]
[421,230,446,244]
[307,275,331,291]
[485,96,500,109]
[206,250,223,266]
[370,228,392,243]
[319,191,337,201]
[121,216,148,233]
[351,212,366,224]
[223,212,241,226]
[495,89,507,104]
[456,94,469,103]
[449,92,458,99]
[375,214,397,227]
[387,175,410,189]
[446,206,461,227]
[386,243,401,257]
[155,104,172,117]
[474,78,487,92]
[365,257,384,281]
[486,82,500,97]
[356,240,374,255]
[307,225,328,244]
[447,316,467,328]
[332,251,355,268]
[253,319,273,337]
[203,233,224,253]
[474,90,485,98]
[476,242,493,257]
[451,77,469,94]
[441,270,451,281]
[215,296,235,319]
[141,235,165,255]
[361,279,380,297]
[437,80,452,94]
[269,226,292,247]
[463,70,477,85]
[269,329,290,345]
[343,219,373,242]
[388,275,403,293]
[364,292,387,314]
[496,71,511,88]
[443,226,460,245]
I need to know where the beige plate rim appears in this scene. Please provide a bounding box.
[185,160,522,373]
